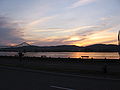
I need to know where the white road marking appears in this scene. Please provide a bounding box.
[50,85,75,90]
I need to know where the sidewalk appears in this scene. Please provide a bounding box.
[0,64,120,80]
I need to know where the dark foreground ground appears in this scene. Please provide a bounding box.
[0,66,120,90]
[0,56,120,90]
[0,56,120,78]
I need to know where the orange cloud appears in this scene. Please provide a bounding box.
[70,28,117,46]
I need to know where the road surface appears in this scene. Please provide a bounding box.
[0,67,120,90]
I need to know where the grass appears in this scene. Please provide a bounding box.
[0,56,120,78]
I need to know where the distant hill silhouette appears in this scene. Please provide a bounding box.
[84,44,118,52]
[0,44,118,52]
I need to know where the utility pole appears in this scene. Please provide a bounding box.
[118,30,120,59]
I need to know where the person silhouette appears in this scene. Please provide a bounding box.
[18,51,24,62]
[103,64,107,73]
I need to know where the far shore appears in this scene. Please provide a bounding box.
[0,50,118,52]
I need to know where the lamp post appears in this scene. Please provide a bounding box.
[118,30,120,59]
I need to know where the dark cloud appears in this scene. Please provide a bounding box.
[0,15,24,45]
[30,37,69,46]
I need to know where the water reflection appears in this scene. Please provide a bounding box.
[69,52,119,59]
[0,52,119,59]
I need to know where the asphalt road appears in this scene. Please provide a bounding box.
[0,67,120,90]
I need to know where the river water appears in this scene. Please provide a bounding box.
[0,52,119,59]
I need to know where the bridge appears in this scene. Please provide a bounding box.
[15,42,31,47]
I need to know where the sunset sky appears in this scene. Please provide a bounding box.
[0,0,120,46]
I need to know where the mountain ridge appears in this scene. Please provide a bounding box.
[0,44,118,52]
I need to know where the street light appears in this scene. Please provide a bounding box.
[118,30,120,59]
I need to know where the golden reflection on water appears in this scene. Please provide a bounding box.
[0,52,119,59]
[69,52,119,59]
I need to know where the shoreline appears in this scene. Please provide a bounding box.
[0,51,118,52]
[0,51,118,59]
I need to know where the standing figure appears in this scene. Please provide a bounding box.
[18,51,24,62]
[103,64,107,73]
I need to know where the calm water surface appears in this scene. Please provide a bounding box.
[0,52,119,59]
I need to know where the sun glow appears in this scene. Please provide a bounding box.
[9,43,17,46]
